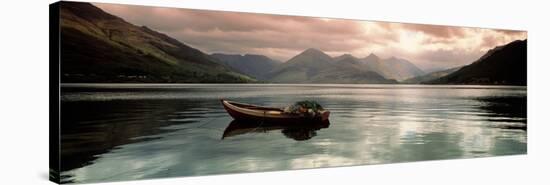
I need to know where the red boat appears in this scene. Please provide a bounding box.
[221,99,330,123]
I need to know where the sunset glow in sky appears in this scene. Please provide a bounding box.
[95,3,526,70]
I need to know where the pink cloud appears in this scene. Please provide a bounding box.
[94,2,526,69]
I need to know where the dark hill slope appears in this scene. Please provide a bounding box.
[59,2,253,83]
[427,40,527,85]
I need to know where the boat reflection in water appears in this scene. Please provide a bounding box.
[222,119,330,141]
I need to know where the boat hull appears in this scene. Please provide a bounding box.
[221,99,330,124]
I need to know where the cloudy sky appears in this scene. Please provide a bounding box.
[94,3,526,71]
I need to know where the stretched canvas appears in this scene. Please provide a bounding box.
[49,1,527,184]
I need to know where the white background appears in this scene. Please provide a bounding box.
[0,0,549,184]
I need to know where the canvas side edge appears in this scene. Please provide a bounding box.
[49,1,61,184]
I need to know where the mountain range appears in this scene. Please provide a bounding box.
[265,48,397,83]
[210,53,280,81]
[212,49,427,83]
[58,2,527,86]
[361,54,426,81]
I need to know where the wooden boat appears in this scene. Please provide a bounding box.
[221,99,330,123]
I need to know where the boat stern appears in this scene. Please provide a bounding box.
[321,110,330,121]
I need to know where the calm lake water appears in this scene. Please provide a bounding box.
[59,84,527,183]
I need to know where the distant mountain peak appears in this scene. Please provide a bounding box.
[364,53,380,61]
[304,48,322,51]
[285,48,333,64]
[301,48,327,56]
[335,54,358,61]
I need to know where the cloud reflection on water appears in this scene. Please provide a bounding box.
[60,84,526,183]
